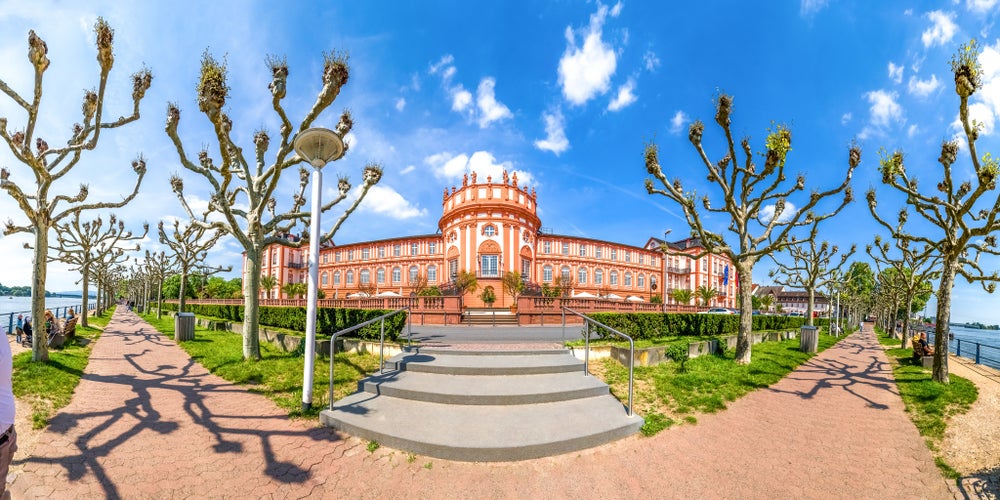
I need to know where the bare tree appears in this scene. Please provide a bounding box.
[866,237,939,348]
[157,219,226,313]
[0,19,152,361]
[867,40,1000,383]
[644,93,857,364]
[51,213,147,328]
[769,226,855,326]
[164,51,382,360]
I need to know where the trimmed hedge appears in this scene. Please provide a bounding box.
[586,312,812,340]
[158,303,407,341]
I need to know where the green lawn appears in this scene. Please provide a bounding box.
[594,333,840,436]
[875,328,977,478]
[12,306,114,428]
[140,312,381,418]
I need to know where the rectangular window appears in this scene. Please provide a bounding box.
[428,266,437,282]
[411,243,419,256]
[335,251,341,263]
[321,253,328,264]
[596,247,602,259]
[449,259,458,281]
[378,246,385,258]
[562,243,569,255]
[521,258,530,280]
[348,250,354,261]
[428,242,437,254]
[611,249,618,261]
[544,241,551,254]
[579,244,586,257]
[480,255,499,277]
[393,244,401,257]
[625,251,631,263]
[543,266,553,282]
[362,248,370,260]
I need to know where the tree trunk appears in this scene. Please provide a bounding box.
[80,262,91,328]
[806,288,815,327]
[243,250,262,361]
[31,225,50,362]
[900,291,913,349]
[734,261,753,365]
[178,266,188,313]
[932,261,954,384]
[156,278,164,320]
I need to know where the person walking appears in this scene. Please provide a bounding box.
[13,317,22,345]
[0,319,16,499]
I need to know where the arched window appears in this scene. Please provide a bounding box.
[577,267,587,285]
[560,266,571,281]
[392,267,401,283]
[409,265,419,282]
[428,265,437,283]
[543,265,553,282]
[638,273,645,288]
[376,268,386,284]
[333,271,341,285]
[624,272,633,287]
[610,270,619,285]
[321,272,328,286]
[650,276,657,290]
[346,270,354,284]
[360,269,371,284]
[594,269,604,285]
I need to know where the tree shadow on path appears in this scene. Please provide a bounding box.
[18,311,348,499]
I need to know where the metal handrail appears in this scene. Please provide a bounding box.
[952,338,1000,369]
[327,307,412,410]
[561,306,636,417]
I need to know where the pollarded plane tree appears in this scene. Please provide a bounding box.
[165,52,382,360]
[644,94,857,364]
[840,261,875,326]
[871,269,904,334]
[143,250,176,319]
[768,225,856,327]
[51,212,147,328]
[866,236,939,348]
[92,249,130,315]
[157,218,226,314]
[867,40,1000,384]
[0,19,152,362]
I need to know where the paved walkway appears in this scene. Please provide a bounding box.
[11,313,954,499]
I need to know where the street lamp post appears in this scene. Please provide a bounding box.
[293,127,345,412]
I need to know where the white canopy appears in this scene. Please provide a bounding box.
[376,291,402,297]
[572,291,597,298]
[346,292,370,298]
[626,295,645,302]
[605,293,623,300]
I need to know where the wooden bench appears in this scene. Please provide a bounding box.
[62,316,78,339]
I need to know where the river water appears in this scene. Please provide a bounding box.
[0,296,89,332]
[926,325,1000,371]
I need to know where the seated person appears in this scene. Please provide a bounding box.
[22,319,33,345]
[918,332,934,356]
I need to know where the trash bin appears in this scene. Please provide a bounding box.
[175,312,195,341]
[799,325,819,353]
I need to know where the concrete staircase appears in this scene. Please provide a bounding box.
[463,308,519,326]
[320,347,643,462]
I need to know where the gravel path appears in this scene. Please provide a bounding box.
[942,356,1000,499]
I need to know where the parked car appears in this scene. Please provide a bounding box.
[700,307,736,314]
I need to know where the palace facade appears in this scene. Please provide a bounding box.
[256,170,739,309]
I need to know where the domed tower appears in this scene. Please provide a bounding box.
[439,170,540,306]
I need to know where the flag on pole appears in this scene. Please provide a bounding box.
[723,265,730,286]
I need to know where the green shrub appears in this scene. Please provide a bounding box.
[585,312,806,340]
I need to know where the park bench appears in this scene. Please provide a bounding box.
[911,336,933,368]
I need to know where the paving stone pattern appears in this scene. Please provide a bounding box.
[12,312,954,499]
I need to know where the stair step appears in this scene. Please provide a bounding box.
[321,394,643,462]
[388,351,583,375]
[359,370,609,405]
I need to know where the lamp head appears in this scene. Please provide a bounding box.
[293,127,344,169]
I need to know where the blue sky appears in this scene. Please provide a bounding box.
[0,1,998,323]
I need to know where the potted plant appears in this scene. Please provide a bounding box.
[479,286,496,308]
[501,271,524,312]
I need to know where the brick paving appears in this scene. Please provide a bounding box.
[10,312,954,499]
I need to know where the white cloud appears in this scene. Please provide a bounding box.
[423,151,534,187]
[800,0,829,16]
[643,50,661,72]
[609,1,623,17]
[760,201,797,223]
[429,55,454,75]
[907,124,920,137]
[400,165,415,175]
[534,109,570,155]
[841,112,852,125]
[967,0,999,13]
[888,62,903,84]
[607,79,637,111]
[904,8,914,15]
[356,185,427,220]
[395,97,406,112]
[669,110,689,134]
[475,78,513,128]
[907,74,941,97]
[451,86,472,111]
[952,102,996,141]
[978,41,1000,125]
[865,89,903,127]
[921,11,957,48]
[558,4,618,106]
